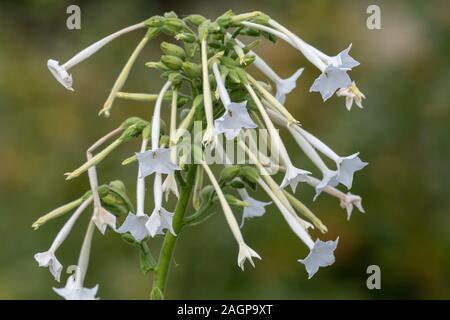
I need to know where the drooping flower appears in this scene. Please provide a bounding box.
[310,65,352,101]
[238,189,271,227]
[47,22,145,91]
[92,206,117,234]
[201,159,260,270]
[53,221,99,300]
[35,196,92,282]
[296,127,368,189]
[234,37,304,104]
[327,44,360,70]
[117,139,152,241]
[336,81,366,110]
[298,238,339,279]
[136,147,180,177]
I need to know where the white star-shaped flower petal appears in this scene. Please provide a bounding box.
[215,101,257,140]
[329,44,360,70]
[280,167,311,193]
[313,170,340,201]
[298,237,339,279]
[145,208,176,238]
[337,81,366,111]
[117,213,151,241]
[92,206,116,235]
[340,192,365,220]
[310,65,352,101]
[53,275,99,300]
[162,173,179,200]
[136,147,180,178]
[34,251,63,282]
[240,195,271,228]
[47,59,74,91]
[275,68,304,104]
[237,243,261,271]
[337,153,368,189]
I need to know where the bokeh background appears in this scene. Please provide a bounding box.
[1,0,449,299]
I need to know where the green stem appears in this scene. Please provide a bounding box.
[150,165,197,299]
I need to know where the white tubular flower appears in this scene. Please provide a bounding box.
[307,177,365,220]
[336,81,366,111]
[309,65,352,101]
[201,160,260,270]
[54,221,99,300]
[212,62,257,140]
[47,22,145,91]
[233,37,303,104]
[163,90,180,200]
[237,188,271,228]
[146,173,176,237]
[117,139,152,241]
[35,196,93,282]
[298,237,339,279]
[245,83,310,193]
[296,127,368,189]
[136,82,180,178]
[267,109,339,199]
[200,38,217,146]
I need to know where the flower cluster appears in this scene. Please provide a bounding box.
[36,10,367,299]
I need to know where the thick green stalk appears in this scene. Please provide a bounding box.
[151,165,197,299]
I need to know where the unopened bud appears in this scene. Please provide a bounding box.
[161,55,183,70]
[160,42,186,59]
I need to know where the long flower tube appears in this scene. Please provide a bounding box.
[200,158,260,270]
[245,83,310,192]
[34,196,93,282]
[54,221,99,300]
[47,22,146,91]
[266,108,339,199]
[86,129,123,234]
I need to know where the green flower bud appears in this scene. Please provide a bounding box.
[240,166,260,184]
[109,180,126,194]
[225,194,249,207]
[161,55,183,70]
[228,70,241,84]
[168,72,183,86]
[164,11,178,19]
[208,21,221,33]
[165,18,185,32]
[185,14,207,26]
[145,61,169,71]
[120,120,149,141]
[199,185,215,206]
[182,62,201,78]
[160,42,186,59]
[121,116,146,129]
[175,32,197,43]
[251,13,271,24]
[219,165,241,183]
[145,15,165,27]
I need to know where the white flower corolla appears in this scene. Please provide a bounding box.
[212,62,257,140]
[136,148,180,178]
[145,173,176,237]
[215,102,258,140]
[280,166,311,193]
[296,127,368,189]
[47,22,145,91]
[266,108,340,199]
[233,37,303,104]
[326,44,360,70]
[336,81,366,111]
[310,65,352,101]
[306,177,365,220]
[53,275,99,300]
[162,174,179,200]
[201,160,260,270]
[117,139,152,241]
[238,189,271,228]
[298,237,339,279]
[54,221,98,300]
[35,196,92,282]
[340,192,365,219]
[92,206,116,235]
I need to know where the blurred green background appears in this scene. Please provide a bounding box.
[1,0,449,299]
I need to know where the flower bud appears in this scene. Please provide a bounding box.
[240,166,260,184]
[145,27,161,40]
[168,72,183,86]
[175,33,196,43]
[160,42,186,59]
[182,62,201,78]
[164,18,185,32]
[229,179,246,189]
[225,194,249,207]
[219,165,241,183]
[161,55,183,70]
[145,61,169,71]
[185,14,207,26]
[145,15,165,27]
